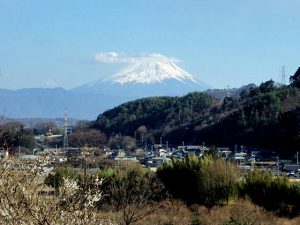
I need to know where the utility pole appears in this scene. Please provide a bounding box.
[63,109,68,150]
[226,85,230,97]
[297,152,300,178]
[281,66,286,85]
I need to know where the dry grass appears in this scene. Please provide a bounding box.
[96,199,300,225]
[143,200,191,225]
[197,199,298,225]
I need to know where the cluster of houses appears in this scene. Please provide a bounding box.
[1,131,300,178]
[103,144,300,176]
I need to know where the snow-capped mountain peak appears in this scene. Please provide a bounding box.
[104,54,198,85]
[73,53,211,98]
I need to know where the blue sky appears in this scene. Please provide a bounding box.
[0,0,299,90]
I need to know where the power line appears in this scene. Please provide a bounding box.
[281,66,287,85]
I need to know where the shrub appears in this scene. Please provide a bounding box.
[241,169,300,216]
[104,164,167,225]
[157,156,240,206]
[44,165,79,190]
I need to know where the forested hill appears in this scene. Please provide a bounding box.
[92,71,300,155]
[93,92,218,136]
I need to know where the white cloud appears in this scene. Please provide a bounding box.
[94,52,180,64]
[45,79,59,88]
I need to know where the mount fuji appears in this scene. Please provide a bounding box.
[72,54,211,98]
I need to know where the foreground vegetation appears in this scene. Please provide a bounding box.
[0,151,299,224]
[0,157,104,225]
[43,154,300,224]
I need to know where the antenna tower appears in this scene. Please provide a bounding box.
[225,85,230,97]
[63,109,68,149]
[281,66,286,85]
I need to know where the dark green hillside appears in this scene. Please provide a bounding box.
[165,84,300,154]
[92,70,300,155]
[92,93,217,137]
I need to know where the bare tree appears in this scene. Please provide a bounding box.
[68,129,107,147]
[121,136,136,150]
[136,126,147,143]
[106,165,166,225]
[137,126,147,135]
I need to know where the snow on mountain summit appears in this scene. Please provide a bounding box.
[72,52,211,98]
[104,54,199,84]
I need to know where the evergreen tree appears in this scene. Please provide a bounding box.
[290,67,300,88]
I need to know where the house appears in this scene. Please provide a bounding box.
[283,164,300,173]
[19,154,40,160]
[147,157,170,171]
[51,156,68,165]
[171,150,186,159]
[158,149,167,157]
[232,152,248,164]
[218,147,232,159]
[133,148,145,156]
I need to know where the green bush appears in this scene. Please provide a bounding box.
[44,166,114,191]
[44,166,79,190]
[157,156,240,206]
[241,169,300,216]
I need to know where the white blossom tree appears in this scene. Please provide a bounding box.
[0,157,114,225]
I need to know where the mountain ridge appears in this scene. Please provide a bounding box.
[0,84,254,119]
[0,88,128,119]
